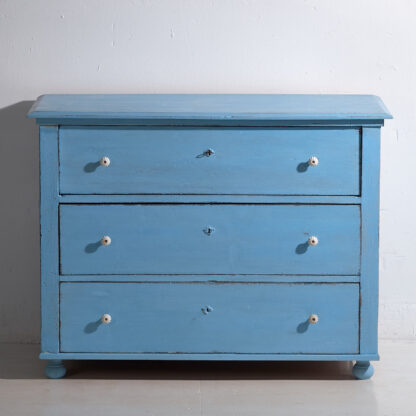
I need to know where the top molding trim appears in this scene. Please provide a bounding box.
[27,94,392,123]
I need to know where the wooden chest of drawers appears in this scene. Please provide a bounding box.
[28,94,391,379]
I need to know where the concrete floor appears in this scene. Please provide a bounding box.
[0,340,415,415]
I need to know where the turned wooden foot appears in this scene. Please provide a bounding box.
[352,361,374,380]
[44,360,67,379]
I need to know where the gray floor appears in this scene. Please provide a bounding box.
[0,340,415,415]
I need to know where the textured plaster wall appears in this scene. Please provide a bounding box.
[0,0,414,342]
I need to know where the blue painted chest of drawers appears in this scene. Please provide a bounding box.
[28,94,391,379]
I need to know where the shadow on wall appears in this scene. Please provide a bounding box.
[0,101,40,343]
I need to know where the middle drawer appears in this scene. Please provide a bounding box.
[60,204,360,275]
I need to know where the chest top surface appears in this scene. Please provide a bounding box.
[28,94,392,122]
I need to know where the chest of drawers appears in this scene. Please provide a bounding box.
[28,94,391,379]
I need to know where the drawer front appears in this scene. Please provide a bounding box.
[59,127,360,195]
[60,204,360,275]
[60,282,359,353]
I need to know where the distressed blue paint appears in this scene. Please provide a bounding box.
[60,283,359,354]
[39,126,60,354]
[59,127,360,196]
[29,94,391,379]
[353,361,375,380]
[59,194,361,204]
[44,360,66,379]
[30,118,388,127]
[40,352,380,361]
[60,274,360,283]
[360,128,381,355]
[28,94,392,121]
[59,204,360,275]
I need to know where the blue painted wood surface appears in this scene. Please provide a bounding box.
[60,274,360,283]
[59,127,360,196]
[360,128,381,355]
[40,352,379,361]
[33,118,389,127]
[28,94,392,121]
[60,283,359,354]
[352,361,375,380]
[60,204,360,275]
[59,194,361,204]
[39,126,60,354]
[41,352,379,361]
[44,360,66,379]
[28,94,392,379]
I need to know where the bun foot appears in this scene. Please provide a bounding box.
[353,361,374,380]
[45,359,67,379]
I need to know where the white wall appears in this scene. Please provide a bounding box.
[0,0,414,342]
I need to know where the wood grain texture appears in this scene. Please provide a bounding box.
[60,282,359,354]
[28,94,392,121]
[59,204,361,276]
[59,127,360,196]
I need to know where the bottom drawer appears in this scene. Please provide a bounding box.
[60,283,359,354]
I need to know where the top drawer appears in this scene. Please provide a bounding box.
[59,127,360,195]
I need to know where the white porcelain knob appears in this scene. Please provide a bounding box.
[308,236,319,246]
[101,314,112,324]
[100,156,111,167]
[308,156,319,167]
[309,314,319,324]
[101,236,111,246]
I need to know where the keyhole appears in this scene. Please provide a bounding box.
[203,226,215,236]
[202,306,214,314]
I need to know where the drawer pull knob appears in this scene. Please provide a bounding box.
[309,314,319,324]
[101,314,112,324]
[100,156,111,167]
[308,236,319,246]
[308,156,319,167]
[101,236,112,246]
